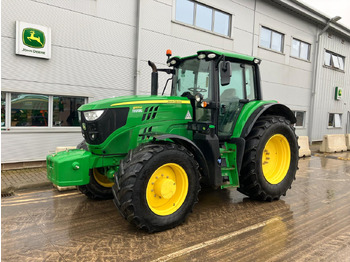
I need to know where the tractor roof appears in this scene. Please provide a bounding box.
[177,50,256,62]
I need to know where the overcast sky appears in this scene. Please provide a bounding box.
[300,0,350,28]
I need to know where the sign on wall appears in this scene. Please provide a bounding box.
[16,21,51,59]
[335,86,342,100]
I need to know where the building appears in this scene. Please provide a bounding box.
[2,0,350,165]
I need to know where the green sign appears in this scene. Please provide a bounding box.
[335,86,342,100]
[22,28,45,48]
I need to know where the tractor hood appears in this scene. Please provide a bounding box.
[78,95,190,111]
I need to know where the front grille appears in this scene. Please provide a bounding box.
[81,108,129,145]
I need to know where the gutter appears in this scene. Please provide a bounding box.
[134,0,142,95]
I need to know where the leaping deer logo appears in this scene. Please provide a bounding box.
[27,30,43,47]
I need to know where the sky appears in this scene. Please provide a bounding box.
[300,0,350,28]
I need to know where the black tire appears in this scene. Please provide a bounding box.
[76,140,114,200]
[112,142,200,232]
[238,116,298,201]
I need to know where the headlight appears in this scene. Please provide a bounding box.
[83,110,105,121]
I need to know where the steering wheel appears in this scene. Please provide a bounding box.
[188,87,207,93]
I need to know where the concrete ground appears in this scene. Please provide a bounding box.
[2,151,350,261]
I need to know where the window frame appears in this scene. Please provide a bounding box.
[324,50,345,71]
[292,110,306,128]
[174,0,232,37]
[328,113,342,128]
[1,92,87,131]
[291,38,311,61]
[259,26,284,53]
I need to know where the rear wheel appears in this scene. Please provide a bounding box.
[76,141,114,200]
[113,142,200,232]
[238,116,298,201]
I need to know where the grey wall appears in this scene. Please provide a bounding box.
[2,0,349,162]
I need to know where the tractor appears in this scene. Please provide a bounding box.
[47,50,299,232]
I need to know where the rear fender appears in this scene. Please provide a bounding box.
[240,103,296,139]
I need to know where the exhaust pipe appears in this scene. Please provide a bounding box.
[148,60,158,95]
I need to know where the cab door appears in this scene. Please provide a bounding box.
[218,62,257,140]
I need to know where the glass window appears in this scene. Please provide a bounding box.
[11,93,48,127]
[291,39,310,60]
[291,39,300,57]
[293,111,305,127]
[175,0,194,25]
[260,27,284,52]
[173,58,212,100]
[245,65,256,100]
[195,4,212,31]
[260,27,271,49]
[53,96,85,126]
[332,54,340,68]
[1,93,5,127]
[271,31,283,52]
[324,51,331,66]
[338,57,344,70]
[324,50,345,70]
[328,113,342,128]
[175,0,231,36]
[214,11,230,36]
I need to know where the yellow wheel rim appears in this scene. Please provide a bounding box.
[262,134,291,184]
[146,163,188,216]
[93,168,114,188]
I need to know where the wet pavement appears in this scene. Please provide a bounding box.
[2,153,350,261]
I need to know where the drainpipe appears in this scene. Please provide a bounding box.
[134,0,142,95]
[308,16,341,143]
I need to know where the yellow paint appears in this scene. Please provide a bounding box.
[93,168,114,188]
[146,163,188,216]
[27,31,43,46]
[262,134,291,184]
[111,100,190,107]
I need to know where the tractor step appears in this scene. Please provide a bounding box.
[219,144,239,188]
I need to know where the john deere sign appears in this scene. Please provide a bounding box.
[16,21,51,59]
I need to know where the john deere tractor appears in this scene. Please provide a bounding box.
[47,50,298,232]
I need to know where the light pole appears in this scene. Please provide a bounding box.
[308,16,341,144]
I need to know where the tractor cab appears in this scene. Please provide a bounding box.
[169,50,262,141]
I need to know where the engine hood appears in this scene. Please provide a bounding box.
[78,95,190,111]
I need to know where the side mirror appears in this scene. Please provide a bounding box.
[220,61,231,86]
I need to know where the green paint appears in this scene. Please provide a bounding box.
[22,28,45,48]
[220,143,239,188]
[231,100,276,138]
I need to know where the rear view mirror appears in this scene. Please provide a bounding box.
[220,61,231,86]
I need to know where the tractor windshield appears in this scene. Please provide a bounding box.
[171,58,212,100]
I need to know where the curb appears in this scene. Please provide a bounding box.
[1,181,53,195]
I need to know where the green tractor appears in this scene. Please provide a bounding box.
[47,50,298,232]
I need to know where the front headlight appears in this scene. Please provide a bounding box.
[83,110,105,121]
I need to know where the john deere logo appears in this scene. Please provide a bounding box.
[22,28,45,48]
[338,89,342,96]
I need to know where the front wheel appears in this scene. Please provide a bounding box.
[113,142,200,232]
[238,116,298,201]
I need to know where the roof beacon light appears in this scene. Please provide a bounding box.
[166,49,172,58]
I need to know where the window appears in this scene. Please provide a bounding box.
[11,93,49,127]
[260,27,284,53]
[324,50,345,70]
[292,111,305,127]
[328,113,342,128]
[175,0,231,36]
[53,96,85,126]
[1,93,5,127]
[1,92,86,129]
[291,39,310,60]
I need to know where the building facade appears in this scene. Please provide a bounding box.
[2,0,350,163]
